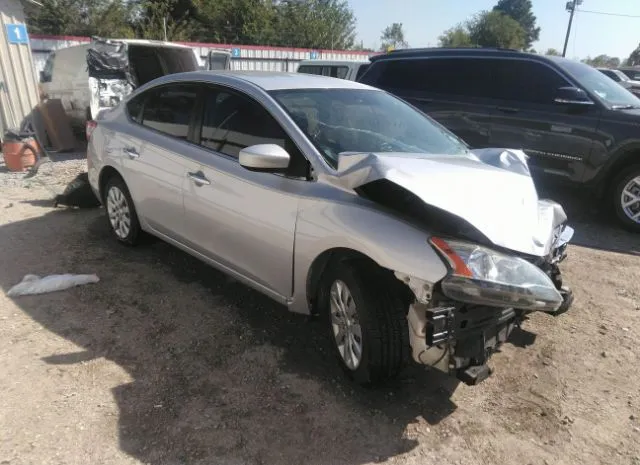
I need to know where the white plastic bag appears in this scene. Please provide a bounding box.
[7,274,100,297]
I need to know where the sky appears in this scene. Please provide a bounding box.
[348,0,640,60]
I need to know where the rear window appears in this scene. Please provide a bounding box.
[369,57,569,105]
[298,65,349,79]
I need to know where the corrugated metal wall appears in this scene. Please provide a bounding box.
[0,0,39,135]
[30,35,376,74]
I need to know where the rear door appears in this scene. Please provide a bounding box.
[484,58,601,183]
[118,83,200,240]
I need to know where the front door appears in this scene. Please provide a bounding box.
[182,86,309,298]
[485,58,601,183]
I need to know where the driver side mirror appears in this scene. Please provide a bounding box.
[554,86,594,106]
[239,144,290,172]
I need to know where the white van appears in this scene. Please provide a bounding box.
[296,60,370,81]
[39,38,200,130]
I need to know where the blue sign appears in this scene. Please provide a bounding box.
[6,24,28,45]
[231,48,241,58]
[310,51,319,60]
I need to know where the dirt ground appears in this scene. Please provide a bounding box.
[1,158,639,465]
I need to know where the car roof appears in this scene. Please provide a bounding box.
[370,47,568,64]
[298,60,369,66]
[155,71,377,91]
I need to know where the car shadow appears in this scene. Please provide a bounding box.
[538,184,640,257]
[0,207,459,465]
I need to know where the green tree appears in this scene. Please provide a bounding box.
[273,0,356,49]
[545,48,560,56]
[438,24,473,47]
[189,0,278,44]
[134,0,198,41]
[493,0,540,49]
[379,22,408,51]
[582,55,621,68]
[26,0,135,37]
[627,43,640,67]
[467,11,526,50]
[351,40,375,52]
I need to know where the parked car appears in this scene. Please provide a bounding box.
[205,49,232,70]
[40,38,200,130]
[358,48,640,232]
[597,68,640,97]
[618,67,640,81]
[297,60,370,81]
[87,71,574,386]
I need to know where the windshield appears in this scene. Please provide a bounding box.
[558,60,640,108]
[270,88,468,167]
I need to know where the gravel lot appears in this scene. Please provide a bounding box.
[0,156,639,465]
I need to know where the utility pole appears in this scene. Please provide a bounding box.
[562,0,582,57]
[163,17,168,42]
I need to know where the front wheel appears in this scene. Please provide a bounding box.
[612,164,640,232]
[320,260,410,385]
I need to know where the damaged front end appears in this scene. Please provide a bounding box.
[335,148,575,385]
[395,225,574,385]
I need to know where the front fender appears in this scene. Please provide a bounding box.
[290,198,448,314]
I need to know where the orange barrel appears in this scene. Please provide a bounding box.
[2,137,40,172]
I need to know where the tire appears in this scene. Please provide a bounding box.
[320,260,410,385]
[612,164,640,233]
[103,176,142,245]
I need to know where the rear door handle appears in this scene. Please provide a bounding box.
[496,106,519,114]
[187,171,210,186]
[123,147,139,159]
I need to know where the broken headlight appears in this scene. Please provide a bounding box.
[430,237,563,312]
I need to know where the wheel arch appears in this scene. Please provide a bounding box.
[98,165,124,201]
[600,147,640,196]
[305,247,403,315]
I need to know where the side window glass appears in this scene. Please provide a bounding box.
[141,85,198,139]
[126,95,144,124]
[355,64,370,81]
[298,66,321,75]
[493,60,569,104]
[200,89,287,159]
[375,58,479,97]
[335,66,349,79]
[199,88,309,178]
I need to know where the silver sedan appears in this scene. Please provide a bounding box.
[88,71,574,385]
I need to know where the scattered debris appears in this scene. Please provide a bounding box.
[601,351,607,358]
[53,172,101,209]
[7,274,100,297]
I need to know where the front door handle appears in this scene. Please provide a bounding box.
[123,147,139,159]
[187,171,210,186]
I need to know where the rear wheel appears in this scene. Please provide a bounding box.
[104,176,142,245]
[612,164,640,232]
[320,260,410,385]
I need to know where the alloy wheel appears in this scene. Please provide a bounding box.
[621,175,640,224]
[106,186,131,239]
[330,279,363,370]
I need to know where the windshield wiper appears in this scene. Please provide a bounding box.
[611,104,639,110]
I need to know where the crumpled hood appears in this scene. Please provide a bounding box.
[334,148,568,257]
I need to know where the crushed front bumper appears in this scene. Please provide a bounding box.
[407,285,574,386]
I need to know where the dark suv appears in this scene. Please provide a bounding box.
[358,48,640,232]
